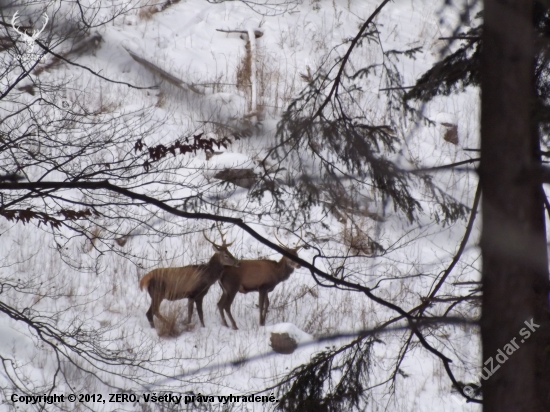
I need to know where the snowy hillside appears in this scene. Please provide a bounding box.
[0,0,482,411]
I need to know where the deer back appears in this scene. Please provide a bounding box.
[146,266,205,300]
[223,259,291,291]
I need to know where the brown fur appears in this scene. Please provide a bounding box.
[218,248,300,329]
[139,267,202,296]
[141,245,238,328]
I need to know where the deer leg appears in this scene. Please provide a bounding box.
[148,293,166,327]
[147,280,169,326]
[146,303,155,328]
[196,295,205,327]
[259,290,266,326]
[217,289,229,328]
[224,289,239,330]
[186,298,194,324]
[263,293,270,325]
[145,285,158,327]
[153,302,168,326]
[219,281,239,330]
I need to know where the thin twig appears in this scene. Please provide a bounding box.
[412,158,480,173]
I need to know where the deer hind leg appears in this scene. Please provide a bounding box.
[146,303,155,328]
[263,293,270,325]
[146,285,166,327]
[186,298,194,324]
[217,286,230,328]
[148,297,168,327]
[224,288,239,330]
[259,290,267,326]
[195,293,206,327]
[219,281,239,330]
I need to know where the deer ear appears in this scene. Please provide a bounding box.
[212,244,220,252]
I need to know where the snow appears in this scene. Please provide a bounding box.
[265,322,313,344]
[0,0,484,410]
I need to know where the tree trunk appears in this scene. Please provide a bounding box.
[480,1,550,411]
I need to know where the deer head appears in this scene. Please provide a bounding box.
[274,231,304,268]
[203,223,238,267]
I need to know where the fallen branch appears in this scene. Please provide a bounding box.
[216,28,263,38]
[124,47,204,95]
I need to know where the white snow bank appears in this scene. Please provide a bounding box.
[266,322,313,344]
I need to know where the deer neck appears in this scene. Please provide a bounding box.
[205,253,225,279]
[278,258,296,280]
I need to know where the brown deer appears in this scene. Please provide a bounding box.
[217,236,303,329]
[139,230,238,328]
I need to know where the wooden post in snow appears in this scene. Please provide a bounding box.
[216,28,263,114]
[247,28,257,112]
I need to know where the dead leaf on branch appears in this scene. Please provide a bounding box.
[134,133,236,170]
[1,208,100,229]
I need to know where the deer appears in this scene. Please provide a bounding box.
[217,235,304,329]
[139,229,238,328]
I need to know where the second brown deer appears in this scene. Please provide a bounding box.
[217,237,303,329]
[140,230,238,328]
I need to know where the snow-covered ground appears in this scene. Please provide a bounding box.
[1,0,483,410]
